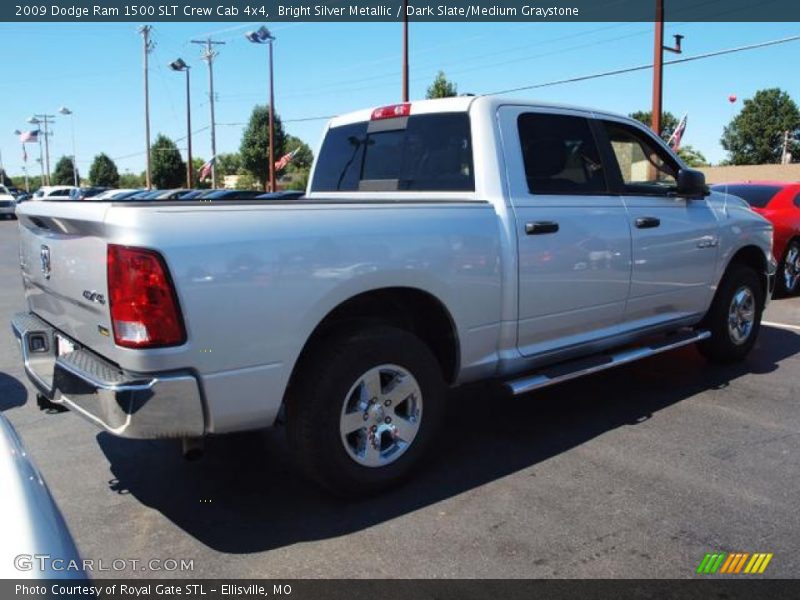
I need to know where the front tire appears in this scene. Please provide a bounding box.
[698,264,764,364]
[287,326,446,497]
[777,240,800,296]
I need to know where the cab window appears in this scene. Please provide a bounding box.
[601,121,678,194]
[517,113,607,195]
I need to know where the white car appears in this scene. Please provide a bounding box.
[32,186,78,201]
[0,185,17,219]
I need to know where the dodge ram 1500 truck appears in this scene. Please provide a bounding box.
[12,96,776,496]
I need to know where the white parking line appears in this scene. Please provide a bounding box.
[763,320,800,332]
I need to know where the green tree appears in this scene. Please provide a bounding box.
[52,156,78,186]
[89,153,120,187]
[426,71,458,99]
[628,110,680,141]
[234,172,259,190]
[119,172,144,188]
[151,134,186,189]
[240,105,287,190]
[676,145,708,167]
[721,88,800,165]
[215,153,242,176]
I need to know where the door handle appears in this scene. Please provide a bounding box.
[525,221,559,235]
[634,216,661,229]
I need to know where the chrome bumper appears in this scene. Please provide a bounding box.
[11,312,205,439]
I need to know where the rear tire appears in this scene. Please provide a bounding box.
[287,326,446,497]
[698,264,763,364]
[777,240,800,297]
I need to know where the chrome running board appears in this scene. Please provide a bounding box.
[506,329,711,396]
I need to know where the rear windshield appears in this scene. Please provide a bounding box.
[311,113,474,193]
[711,184,781,208]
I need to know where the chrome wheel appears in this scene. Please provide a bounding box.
[339,364,422,468]
[784,245,800,292]
[727,286,756,345]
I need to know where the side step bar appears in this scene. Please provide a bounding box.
[506,329,711,396]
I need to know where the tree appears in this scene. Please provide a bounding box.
[240,105,287,191]
[151,134,186,189]
[721,88,800,165]
[119,172,144,188]
[89,153,120,187]
[628,110,680,142]
[234,172,259,190]
[216,153,242,176]
[676,145,708,167]
[426,71,458,99]
[52,156,78,186]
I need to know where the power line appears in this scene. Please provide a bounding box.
[485,34,800,96]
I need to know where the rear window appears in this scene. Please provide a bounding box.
[710,184,781,208]
[311,113,474,193]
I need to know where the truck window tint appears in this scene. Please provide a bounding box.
[709,184,782,208]
[517,113,607,195]
[311,113,474,192]
[602,121,678,193]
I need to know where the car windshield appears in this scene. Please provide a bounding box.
[711,184,782,208]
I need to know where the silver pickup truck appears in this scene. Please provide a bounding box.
[12,96,775,496]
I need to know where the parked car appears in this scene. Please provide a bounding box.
[32,186,78,201]
[257,190,305,200]
[0,185,16,219]
[194,189,264,200]
[11,97,775,497]
[89,188,143,201]
[710,181,800,295]
[69,186,109,201]
[0,413,84,579]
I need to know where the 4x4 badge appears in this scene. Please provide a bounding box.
[40,245,51,280]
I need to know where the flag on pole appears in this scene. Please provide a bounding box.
[19,130,39,143]
[668,114,688,151]
[274,147,299,172]
[198,156,215,181]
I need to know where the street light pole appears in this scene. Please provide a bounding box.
[28,115,54,185]
[650,0,683,136]
[245,26,277,192]
[170,59,193,188]
[402,0,409,102]
[139,25,154,190]
[59,107,78,186]
[191,38,225,189]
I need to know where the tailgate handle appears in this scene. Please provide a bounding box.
[525,221,559,235]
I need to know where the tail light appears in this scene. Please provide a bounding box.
[371,103,411,121]
[107,244,186,348]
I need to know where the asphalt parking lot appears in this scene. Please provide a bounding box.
[0,217,798,579]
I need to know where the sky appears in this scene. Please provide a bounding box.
[0,20,799,181]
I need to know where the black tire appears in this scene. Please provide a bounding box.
[777,240,800,297]
[698,264,764,364]
[287,325,446,497]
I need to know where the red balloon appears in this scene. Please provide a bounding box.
[728,94,737,103]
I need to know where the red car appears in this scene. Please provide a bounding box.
[711,181,800,296]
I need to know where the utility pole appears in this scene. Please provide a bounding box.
[139,25,154,189]
[402,0,409,102]
[651,0,683,136]
[191,38,225,189]
[31,114,55,185]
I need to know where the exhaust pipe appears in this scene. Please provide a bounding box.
[181,437,204,461]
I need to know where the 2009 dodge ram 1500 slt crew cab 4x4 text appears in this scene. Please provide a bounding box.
[12,96,776,496]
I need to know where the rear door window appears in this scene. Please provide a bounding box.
[517,113,607,195]
[311,113,474,192]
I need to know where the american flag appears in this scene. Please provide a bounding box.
[668,114,688,151]
[19,130,39,143]
[274,147,299,172]
[199,156,215,181]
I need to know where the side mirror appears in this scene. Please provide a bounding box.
[676,168,708,198]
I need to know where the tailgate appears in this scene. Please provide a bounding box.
[16,201,115,358]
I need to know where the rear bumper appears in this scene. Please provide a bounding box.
[11,311,205,439]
